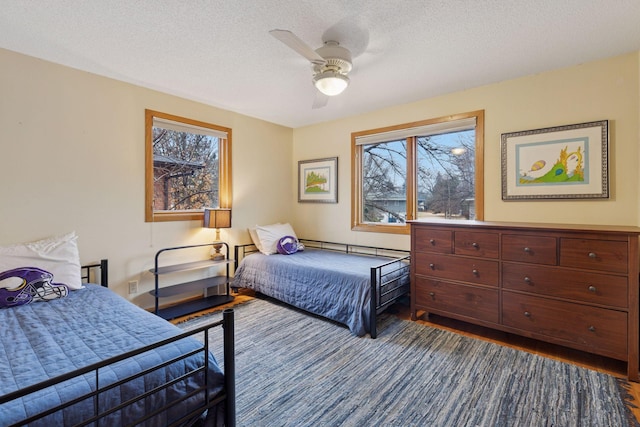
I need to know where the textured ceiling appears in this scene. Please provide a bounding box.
[2,1,640,128]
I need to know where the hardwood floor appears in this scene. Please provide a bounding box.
[174,290,640,423]
[169,292,255,324]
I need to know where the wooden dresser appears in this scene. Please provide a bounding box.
[410,220,640,381]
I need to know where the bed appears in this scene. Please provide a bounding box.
[0,260,236,426]
[233,239,410,338]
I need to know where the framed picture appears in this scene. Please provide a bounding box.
[298,157,338,203]
[501,120,609,200]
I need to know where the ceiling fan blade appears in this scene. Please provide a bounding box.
[312,90,329,109]
[269,29,326,66]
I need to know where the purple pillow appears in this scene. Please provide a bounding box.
[277,236,300,255]
[0,267,69,308]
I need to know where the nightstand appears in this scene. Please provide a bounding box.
[150,242,234,320]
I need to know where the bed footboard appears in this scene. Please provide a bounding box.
[299,240,411,338]
[0,309,236,427]
[370,255,411,339]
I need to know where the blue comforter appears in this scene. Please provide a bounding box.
[0,284,224,426]
[233,248,403,336]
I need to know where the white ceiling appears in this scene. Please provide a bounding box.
[2,1,640,129]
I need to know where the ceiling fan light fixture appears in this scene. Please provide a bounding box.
[313,71,349,96]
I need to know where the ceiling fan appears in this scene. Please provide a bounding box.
[269,29,353,107]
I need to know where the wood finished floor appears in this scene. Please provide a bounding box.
[173,290,640,423]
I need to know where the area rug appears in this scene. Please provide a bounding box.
[177,298,638,427]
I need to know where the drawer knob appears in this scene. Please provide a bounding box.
[588,325,596,332]
[524,311,531,317]
[588,252,597,259]
[523,247,531,253]
[472,242,479,249]
[524,276,532,284]
[588,285,597,293]
[429,263,435,270]
[429,239,436,245]
[429,292,435,299]
[472,269,479,276]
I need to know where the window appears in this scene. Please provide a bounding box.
[351,110,484,234]
[145,110,232,222]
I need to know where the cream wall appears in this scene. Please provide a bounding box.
[2,47,639,306]
[292,51,640,250]
[0,48,293,306]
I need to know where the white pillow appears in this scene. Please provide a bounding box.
[0,232,83,290]
[255,223,298,255]
[248,226,268,254]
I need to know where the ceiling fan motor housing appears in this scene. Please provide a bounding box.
[314,41,352,74]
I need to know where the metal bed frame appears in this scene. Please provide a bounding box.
[234,239,410,338]
[0,260,236,426]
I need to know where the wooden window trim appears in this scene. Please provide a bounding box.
[144,109,232,222]
[351,110,484,234]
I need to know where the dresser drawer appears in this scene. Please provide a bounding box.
[415,252,499,286]
[502,263,627,308]
[413,228,452,254]
[415,277,499,323]
[502,292,627,360]
[454,231,499,258]
[560,238,628,273]
[502,234,557,265]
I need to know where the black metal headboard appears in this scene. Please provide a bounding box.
[80,259,109,287]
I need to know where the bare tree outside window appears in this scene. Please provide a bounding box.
[362,130,475,224]
[352,110,484,234]
[152,128,219,211]
[145,109,232,222]
[362,139,407,223]
[417,130,475,220]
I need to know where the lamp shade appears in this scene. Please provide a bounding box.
[313,71,349,96]
[203,208,232,229]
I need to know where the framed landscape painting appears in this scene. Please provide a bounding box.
[501,120,609,200]
[298,157,338,203]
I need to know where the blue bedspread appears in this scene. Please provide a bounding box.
[0,284,224,426]
[233,248,406,336]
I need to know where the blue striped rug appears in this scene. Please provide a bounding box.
[177,298,638,427]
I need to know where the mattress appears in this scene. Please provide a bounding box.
[0,284,224,426]
[233,248,408,336]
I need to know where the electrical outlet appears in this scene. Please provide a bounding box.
[128,280,138,294]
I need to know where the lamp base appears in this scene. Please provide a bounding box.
[211,252,225,261]
[211,243,225,261]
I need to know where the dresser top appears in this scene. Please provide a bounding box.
[408,219,640,234]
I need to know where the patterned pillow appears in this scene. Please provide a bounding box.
[277,236,302,255]
[0,267,69,308]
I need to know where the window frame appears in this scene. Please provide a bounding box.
[351,110,484,234]
[145,109,232,222]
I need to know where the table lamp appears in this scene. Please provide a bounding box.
[203,208,232,260]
